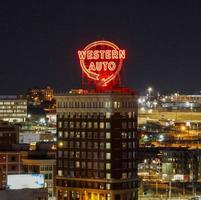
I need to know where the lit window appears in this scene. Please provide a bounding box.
[122,142,127,149]
[106,143,111,149]
[58,121,62,128]
[105,122,110,129]
[122,172,127,179]
[94,122,98,128]
[100,122,104,129]
[106,183,111,190]
[88,122,92,128]
[58,131,63,138]
[106,132,111,139]
[75,132,80,138]
[106,163,111,170]
[58,170,63,176]
[114,101,117,108]
[64,131,68,138]
[82,122,87,128]
[69,122,74,128]
[106,112,111,118]
[122,132,127,139]
[106,153,111,160]
[75,161,80,168]
[106,173,111,179]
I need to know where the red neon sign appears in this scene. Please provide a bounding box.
[78,40,126,87]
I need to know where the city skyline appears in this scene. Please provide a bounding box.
[1,1,201,94]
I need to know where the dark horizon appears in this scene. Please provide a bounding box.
[1,1,201,95]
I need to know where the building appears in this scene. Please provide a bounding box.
[0,188,48,200]
[55,88,138,200]
[0,121,19,150]
[0,151,25,189]
[22,158,56,200]
[0,95,27,122]
[27,86,54,106]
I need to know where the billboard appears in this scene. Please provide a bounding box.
[7,174,44,189]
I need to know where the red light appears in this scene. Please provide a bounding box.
[78,40,126,87]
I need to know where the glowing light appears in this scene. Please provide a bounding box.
[78,40,126,87]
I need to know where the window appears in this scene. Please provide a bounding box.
[88,142,92,149]
[70,131,74,138]
[99,152,104,159]
[58,151,62,158]
[58,131,63,138]
[75,142,80,148]
[106,112,111,119]
[94,132,98,139]
[122,142,127,149]
[99,162,104,170]
[58,170,63,176]
[106,183,111,190]
[106,143,111,149]
[88,122,92,128]
[88,152,92,159]
[75,161,80,168]
[100,122,104,129]
[105,122,110,129]
[93,152,98,159]
[81,161,86,169]
[75,132,80,138]
[76,122,80,128]
[75,151,80,158]
[122,132,127,139]
[106,163,111,170]
[106,153,111,160]
[81,122,87,128]
[88,162,92,169]
[100,132,104,139]
[69,122,74,128]
[94,162,98,169]
[94,122,98,129]
[81,142,86,148]
[106,173,111,179]
[122,172,127,179]
[122,122,127,129]
[88,132,92,139]
[81,152,86,158]
[106,132,111,139]
[58,121,62,128]
[94,142,98,149]
[81,132,85,138]
[100,142,104,149]
[64,131,68,138]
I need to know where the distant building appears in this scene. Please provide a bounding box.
[0,96,27,122]
[27,86,54,106]
[0,121,19,150]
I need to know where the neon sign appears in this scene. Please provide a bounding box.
[78,40,126,87]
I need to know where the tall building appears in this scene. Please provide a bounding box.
[55,88,138,200]
[55,40,138,200]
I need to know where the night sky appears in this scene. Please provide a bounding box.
[1,1,201,94]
